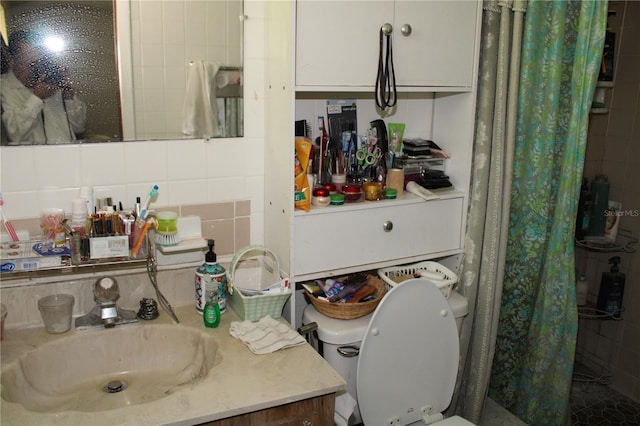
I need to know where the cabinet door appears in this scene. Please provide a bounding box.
[296,1,393,88]
[295,1,478,89]
[393,1,478,88]
[294,198,464,276]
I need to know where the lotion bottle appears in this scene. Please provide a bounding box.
[596,256,625,318]
[195,240,227,314]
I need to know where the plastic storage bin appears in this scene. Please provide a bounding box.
[377,261,458,298]
[227,245,291,321]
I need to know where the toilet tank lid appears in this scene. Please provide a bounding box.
[302,304,372,345]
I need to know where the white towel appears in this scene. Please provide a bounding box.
[229,315,306,355]
[334,391,357,426]
[182,61,220,138]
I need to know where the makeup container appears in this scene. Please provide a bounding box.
[363,181,384,201]
[343,185,363,203]
[330,193,345,206]
[331,174,346,193]
[385,188,398,199]
[312,187,331,207]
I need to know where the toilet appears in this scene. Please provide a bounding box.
[303,278,475,426]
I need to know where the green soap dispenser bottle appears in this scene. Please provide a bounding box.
[596,256,625,318]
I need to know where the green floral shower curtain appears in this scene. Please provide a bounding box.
[489,1,607,425]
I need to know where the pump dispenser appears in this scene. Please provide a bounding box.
[596,256,625,318]
[194,240,227,315]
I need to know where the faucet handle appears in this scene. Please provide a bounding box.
[94,277,120,303]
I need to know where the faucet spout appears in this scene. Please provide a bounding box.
[74,277,139,330]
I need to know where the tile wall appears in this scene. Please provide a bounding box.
[576,0,640,402]
[127,0,243,140]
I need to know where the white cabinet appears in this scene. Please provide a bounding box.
[296,1,479,90]
[262,1,480,327]
[294,195,464,279]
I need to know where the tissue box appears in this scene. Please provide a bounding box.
[0,241,65,272]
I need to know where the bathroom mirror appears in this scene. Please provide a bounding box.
[0,0,243,145]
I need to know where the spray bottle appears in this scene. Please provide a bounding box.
[596,256,625,318]
[194,240,227,316]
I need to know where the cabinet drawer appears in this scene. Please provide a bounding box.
[294,198,463,276]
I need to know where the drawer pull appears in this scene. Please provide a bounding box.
[383,220,393,232]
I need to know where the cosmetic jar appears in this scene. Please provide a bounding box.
[330,193,345,206]
[321,183,337,194]
[331,174,346,193]
[343,185,363,203]
[363,182,384,201]
[385,188,398,199]
[312,187,331,207]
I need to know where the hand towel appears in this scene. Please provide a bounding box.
[182,61,220,138]
[229,315,306,355]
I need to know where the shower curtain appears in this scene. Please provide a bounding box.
[488,1,607,425]
[452,1,525,423]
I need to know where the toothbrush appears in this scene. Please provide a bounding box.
[138,185,159,220]
[0,193,19,242]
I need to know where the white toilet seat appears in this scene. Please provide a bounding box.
[357,278,462,425]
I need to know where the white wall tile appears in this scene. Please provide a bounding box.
[79,144,127,185]
[166,179,208,205]
[0,147,36,192]
[33,146,81,188]
[207,177,245,202]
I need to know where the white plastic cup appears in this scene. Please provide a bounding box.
[38,294,74,334]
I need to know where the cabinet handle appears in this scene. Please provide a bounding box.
[383,220,393,232]
[401,24,412,36]
[381,22,393,35]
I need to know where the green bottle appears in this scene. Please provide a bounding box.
[203,299,221,328]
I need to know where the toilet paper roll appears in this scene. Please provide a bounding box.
[386,168,405,196]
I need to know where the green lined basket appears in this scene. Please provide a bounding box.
[227,245,291,322]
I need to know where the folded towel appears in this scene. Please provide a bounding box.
[229,315,306,355]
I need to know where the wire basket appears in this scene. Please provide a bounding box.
[304,274,386,320]
[377,261,458,298]
[227,245,291,322]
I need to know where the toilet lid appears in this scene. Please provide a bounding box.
[357,278,460,425]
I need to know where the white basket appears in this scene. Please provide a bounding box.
[227,245,292,321]
[377,261,458,298]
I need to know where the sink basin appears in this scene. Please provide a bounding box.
[1,324,220,412]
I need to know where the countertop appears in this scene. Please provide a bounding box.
[0,305,346,426]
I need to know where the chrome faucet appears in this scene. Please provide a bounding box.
[75,277,138,329]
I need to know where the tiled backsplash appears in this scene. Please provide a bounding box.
[1,265,207,330]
